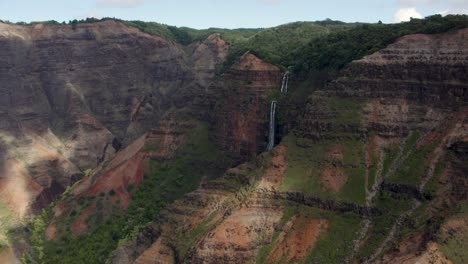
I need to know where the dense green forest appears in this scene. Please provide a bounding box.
[292,14,468,73]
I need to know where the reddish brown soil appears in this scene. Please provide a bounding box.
[0,246,20,264]
[134,233,175,264]
[379,232,452,264]
[327,144,344,162]
[106,134,146,170]
[268,217,329,262]
[86,154,145,209]
[232,52,281,72]
[258,144,288,189]
[320,167,347,192]
[45,223,57,240]
[71,203,94,235]
[319,144,348,191]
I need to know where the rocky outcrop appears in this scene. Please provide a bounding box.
[0,20,285,214]
[210,52,283,161]
[0,20,194,214]
[297,28,468,140]
[333,28,467,108]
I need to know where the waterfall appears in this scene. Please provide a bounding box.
[267,101,277,151]
[280,72,289,93]
[266,72,289,151]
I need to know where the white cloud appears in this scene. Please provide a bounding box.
[394,7,423,22]
[97,0,145,8]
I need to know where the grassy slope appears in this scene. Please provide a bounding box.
[256,204,361,264]
[0,201,16,251]
[439,201,468,264]
[280,95,366,205]
[294,15,468,73]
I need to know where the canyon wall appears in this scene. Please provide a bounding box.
[0,21,282,216]
[107,28,468,264]
[0,19,466,264]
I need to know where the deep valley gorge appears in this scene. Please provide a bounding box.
[0,14,467,264]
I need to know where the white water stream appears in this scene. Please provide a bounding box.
[266,72,288,151]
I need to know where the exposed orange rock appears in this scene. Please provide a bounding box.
[0,159,43,217]
[71,203,95,235]
[193,206,283,263]
[0,246,20,264]
[258,144,288,189]
[378,234,453,264]
[268,216,329,262]
[320,167,347,192]
[327,144,344,162]
[45,223,57,240]
[232,52,281,72]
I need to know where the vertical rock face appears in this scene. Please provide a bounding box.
[0,21,282,216]
[211,52,282,161]
[331,28,467,106]
[298,28,468,139]
[0,20,190,214]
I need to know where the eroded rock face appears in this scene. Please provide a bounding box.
[0,20,284,217]
[298,28,468,140]
[210,53,283,161]
[2,20,467,264]
[334,28,467,107]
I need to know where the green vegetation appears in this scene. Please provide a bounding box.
[257,205,297,263]
[304,211,361,263]
[294,15,468,73]
[21,209,51,264]
[41,218,124,264]
[424,159,445,196]
[367,140,380,191]
[357,191,414,261]
[402,131,422,156]
[175,210,219,259]
[280,96,366,204]
[21,121,233,264]
[439,201,468,264]
[281,136,331,195]
[8,15,467,76]
[0,201,16,252]
[381,143,400,177]
[83,168,93,177]
[219,21,355,71]
[439,230,468,264]
[388,142,437,186]
[280,134,366,204]
[256,204,362,264]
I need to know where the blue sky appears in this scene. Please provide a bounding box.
[0,0,467,29]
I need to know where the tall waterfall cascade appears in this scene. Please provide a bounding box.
[266,72,289,151]
[266,101,277,150]
[280,72,289,93]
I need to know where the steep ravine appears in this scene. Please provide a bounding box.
[107,28,467,263]
[0,20,467,264]
[0,20,281,217]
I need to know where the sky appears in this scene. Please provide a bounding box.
[0,0,467,29]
